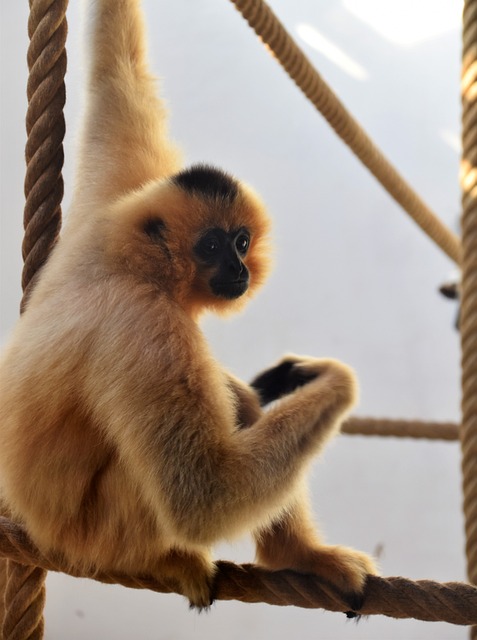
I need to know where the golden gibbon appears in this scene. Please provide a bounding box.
[0,0,377,609]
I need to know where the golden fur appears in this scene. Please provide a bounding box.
[0,0,377,608]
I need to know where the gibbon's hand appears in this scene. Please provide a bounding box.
[250,355,320,407]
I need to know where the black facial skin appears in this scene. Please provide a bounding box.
[194,227,250,299]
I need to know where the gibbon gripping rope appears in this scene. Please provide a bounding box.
[0,517,477,625]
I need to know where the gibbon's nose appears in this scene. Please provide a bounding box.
[227,256,244,278]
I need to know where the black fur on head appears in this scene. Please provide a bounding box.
[171,164,239,203]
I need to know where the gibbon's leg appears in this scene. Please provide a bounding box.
[70,0,182,220]
[253,493,377,600]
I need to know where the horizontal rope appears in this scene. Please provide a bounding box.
[343,417,459,441]
[228,0,461,265]
[0,517,476,625]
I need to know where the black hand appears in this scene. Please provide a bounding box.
[250,358,317,406]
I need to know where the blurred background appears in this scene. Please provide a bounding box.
[0,0,466,638]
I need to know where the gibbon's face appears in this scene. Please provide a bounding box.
[104,164,272,316]
[168,165,273,314]
[193,226,251,300]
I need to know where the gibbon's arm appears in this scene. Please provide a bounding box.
[225,373,263,428]
[70,0,182,218]
[95,351,355,546]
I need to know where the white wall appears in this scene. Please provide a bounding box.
[0,1,467,638]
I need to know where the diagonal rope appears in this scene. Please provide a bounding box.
[228,0,461,265]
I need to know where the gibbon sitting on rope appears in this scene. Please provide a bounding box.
[0,0,377,608]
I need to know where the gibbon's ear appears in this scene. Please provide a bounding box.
[143,217,167,243]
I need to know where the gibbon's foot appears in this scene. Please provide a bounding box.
[188,595,214,612]
[155,551,215,610]
[304,544,377,608]
[185,576,215,611]
[258,543,377,609]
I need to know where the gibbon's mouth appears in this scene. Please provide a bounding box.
[211,279,249,300]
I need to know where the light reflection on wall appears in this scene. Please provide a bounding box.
[439,129,461,154]
[343,0,463,47]
[296,23,369,80]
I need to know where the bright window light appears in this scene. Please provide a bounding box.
[296,23,369,80]
[343,0,463,47]
[440,129,461,153]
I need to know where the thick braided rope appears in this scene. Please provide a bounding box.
[461,2,477,639]
[2,1,69,638]
[3,564,46,640]
[0,518,476,626]
[21,0,68,311]
[228,0,461,265]
[343,417,459,441]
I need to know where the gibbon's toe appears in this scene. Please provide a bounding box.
[185,578,215,611]
[161,553,216,611]
[319,545,378,606]
[298,544,377,605]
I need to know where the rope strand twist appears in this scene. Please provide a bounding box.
[461,1,477,638]
[0,517,476,626]
[2,1,69,639]
[21,0,68,311]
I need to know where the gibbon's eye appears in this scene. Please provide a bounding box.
[235,232,250,256]
[194,230,226,264]
[203,236,220,255]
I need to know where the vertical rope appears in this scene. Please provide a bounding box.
[461,2,477,639]
[2,565,46,640]
[21,0,68,311]
[2,1,68,638]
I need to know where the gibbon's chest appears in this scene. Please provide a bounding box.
[106,307,237,422]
